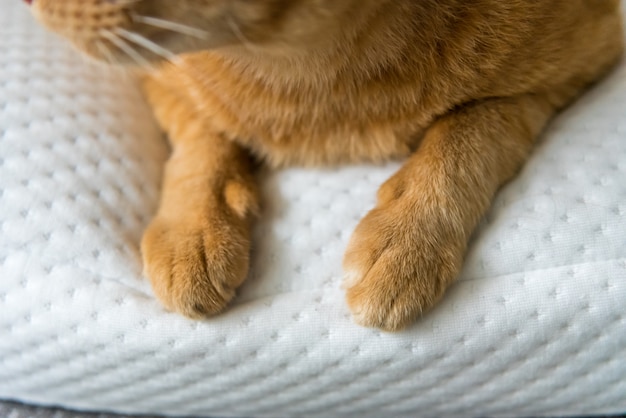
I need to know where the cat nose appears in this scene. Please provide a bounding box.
[24,0,32,5]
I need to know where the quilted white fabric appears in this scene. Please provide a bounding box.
[1,1,625,417]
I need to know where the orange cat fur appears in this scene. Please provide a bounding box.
[31,0,624,330]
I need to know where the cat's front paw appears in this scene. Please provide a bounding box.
[141,213,251,318]
[343,187,465,331]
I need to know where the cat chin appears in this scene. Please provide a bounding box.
[68,30,242,68]
[29,0,378,65]
[28,0,240,67]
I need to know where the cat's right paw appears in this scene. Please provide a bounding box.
[141,213,251,318]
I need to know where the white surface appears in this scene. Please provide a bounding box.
[1,1,625,417]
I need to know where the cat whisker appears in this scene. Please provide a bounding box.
[131,14,209,40]
[226,16,256,51]
[95,40,118,65]
[114,28,178,63]
[100,29,152,68]
[94,40,135,80]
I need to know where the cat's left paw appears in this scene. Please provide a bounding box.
[343,189,464,331]
[141,210,251,319]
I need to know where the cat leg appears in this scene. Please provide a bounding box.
[140,74,259,318]
[344,94,558,331]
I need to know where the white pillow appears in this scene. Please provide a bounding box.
[1,1,625,416]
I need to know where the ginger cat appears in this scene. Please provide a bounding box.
[30,0,623,331]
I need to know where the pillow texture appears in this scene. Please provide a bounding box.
[1,1,625,417]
